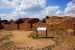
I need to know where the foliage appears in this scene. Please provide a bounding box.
[46,16,50,19]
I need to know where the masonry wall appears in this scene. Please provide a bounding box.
[19,23,30,31]
[0,24,3,29]
[1,21,75,31]
[2,23,17,30]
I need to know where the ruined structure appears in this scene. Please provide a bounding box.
[0,16,75,31]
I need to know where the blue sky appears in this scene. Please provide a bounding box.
[0,0,75,20]
[46,0,71,11]
[0,8,14,14]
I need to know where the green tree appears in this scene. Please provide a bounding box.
[46,16,50,19]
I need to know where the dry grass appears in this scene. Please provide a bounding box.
[0,30,56,50]
[0,30,75,50]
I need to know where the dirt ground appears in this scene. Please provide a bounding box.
[0,30,75,50]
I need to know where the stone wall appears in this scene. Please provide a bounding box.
[19,23,30,31]
[2,23,17,30]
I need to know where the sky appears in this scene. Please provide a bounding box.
[0,0,75,20]
[46,0,71,11]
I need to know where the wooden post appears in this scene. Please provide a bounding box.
[36,29,39,38]
[46,29,47,38]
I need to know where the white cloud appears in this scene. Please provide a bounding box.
[45,1,75,17]
[16,0,45,11]
[14,0,46,19]
[0,0,75,20]
[0,0,46,20]
[0,0,20,8]
[45,6,58,16]
[56,10,64,15]
[0,0,20,20]
[0,14,17,20]
[64,1,75,16]
[72,0,75,3]
[45,6,64,16]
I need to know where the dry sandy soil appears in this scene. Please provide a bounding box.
[0,30,75,50]
[0,30,56,50]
